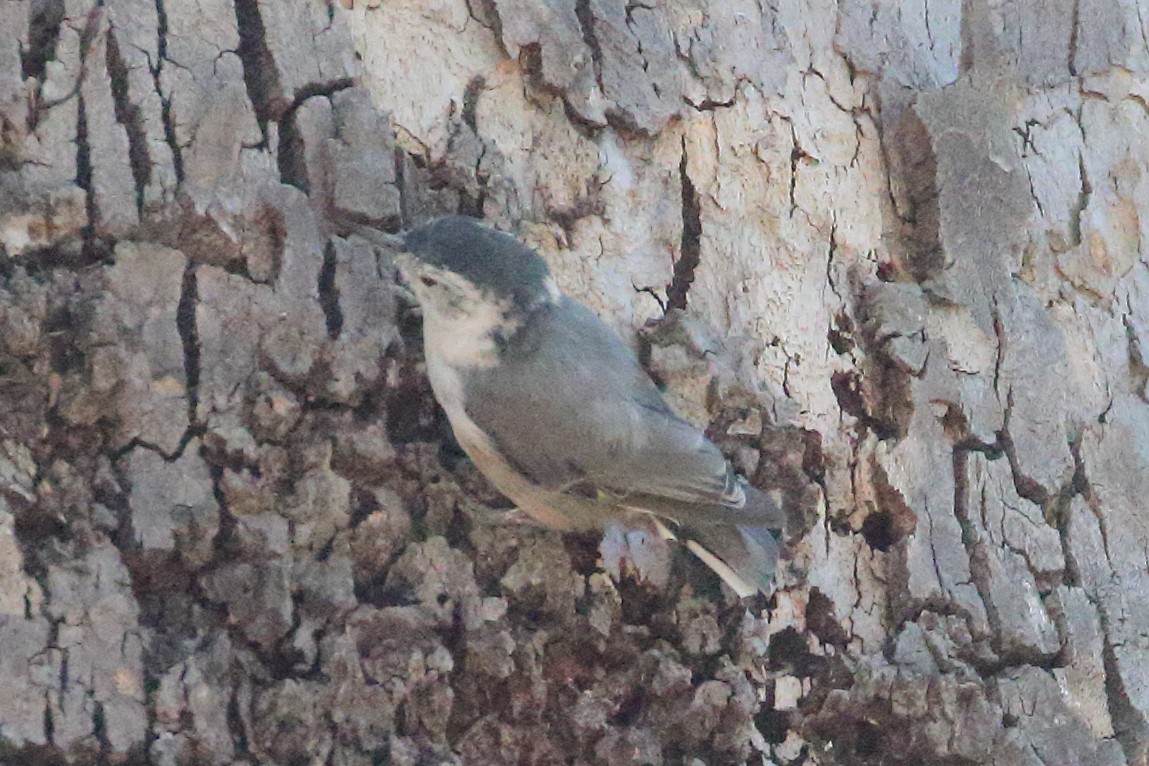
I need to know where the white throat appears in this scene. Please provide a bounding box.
[420,303,516,474]
[421,297,512,423]
[420,300,511,371]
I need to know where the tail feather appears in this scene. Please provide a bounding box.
[637,484,785,597]
[683,522,780,598]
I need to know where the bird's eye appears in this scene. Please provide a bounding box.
[419,275,439,288]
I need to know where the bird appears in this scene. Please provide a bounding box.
[369,215,784,598]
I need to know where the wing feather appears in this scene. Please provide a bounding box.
[464,298,739,513]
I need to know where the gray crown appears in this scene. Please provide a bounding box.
[403,216,553,310]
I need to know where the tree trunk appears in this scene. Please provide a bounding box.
[1,0,1146,764]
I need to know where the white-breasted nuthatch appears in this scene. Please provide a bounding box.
[378,215,784,597]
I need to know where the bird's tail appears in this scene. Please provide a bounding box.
[650,486,784,598]
[681,522,780,598]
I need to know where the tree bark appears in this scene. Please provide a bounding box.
[1,0,1147,764]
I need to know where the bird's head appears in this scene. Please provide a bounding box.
[397,216,559,328]
[395,216,562,366]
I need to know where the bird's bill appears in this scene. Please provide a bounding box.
[390,252,420,306]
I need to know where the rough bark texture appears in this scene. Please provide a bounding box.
[1,0,1147,764]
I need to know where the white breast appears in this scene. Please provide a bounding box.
[421,312,574,530]
[420,298,514,466]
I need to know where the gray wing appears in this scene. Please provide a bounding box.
[463,297,745,514]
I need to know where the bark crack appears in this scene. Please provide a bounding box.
[31,6,103,120]
[395,145,409,228]
[785,117,810,218]
[461,75,485,133]
[459,77,490,215]
[92,699,110,758]
[951,448,1057,665]
[42,688,55,746]
[998,406,1051,507]
[75,92,99,263]
[226,681,252,761]
[1068,438,1115,574]
[1068,0,1080,76]
[1101,632,1149,760]
[573,0,604,95]
[921,499,951,611]
[105,27,152,216]
[234,0,285,143]
[277,78,355,192]
[21,0,65,84]
[990,299,1005,400]
[1070,148,1091,249]
[276,115,307,191]
[319,241,343,340]
[684,91,737,111]
[825,222,841,301]
[289,79,356,110]
[177,263,201,430]
[1055,438,1087,588]
[151,0,185,184]
[924,0,935,49]
[666,137,701,311]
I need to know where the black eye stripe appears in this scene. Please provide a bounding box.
[420,275,439,288]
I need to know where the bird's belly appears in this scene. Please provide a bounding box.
[424,354,489,455]
[424,353,577,530]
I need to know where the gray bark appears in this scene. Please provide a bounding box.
[1,0,1147,764]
